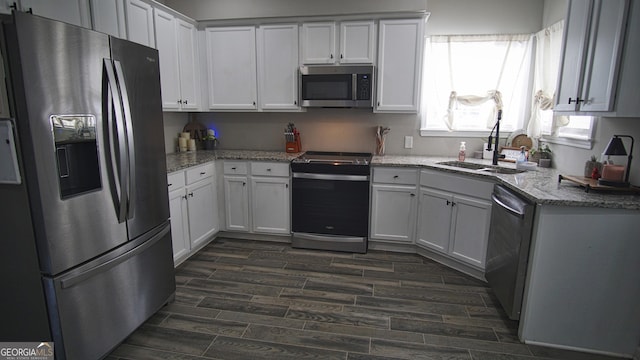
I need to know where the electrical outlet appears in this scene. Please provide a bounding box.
[404,136,413,149]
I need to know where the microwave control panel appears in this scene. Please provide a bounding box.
[357,74,371,100]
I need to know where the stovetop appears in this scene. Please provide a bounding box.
[292,151,372,165]
[291,151,372,175]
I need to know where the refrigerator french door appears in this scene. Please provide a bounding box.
[1,12,175,360]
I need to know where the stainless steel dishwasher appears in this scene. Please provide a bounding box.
[485,184,535,320]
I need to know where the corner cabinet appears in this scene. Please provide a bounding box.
[167,162,219,266]
[417,170,493,270]
[205,26,258,110]
[154,8,200,111]
[257,24,300,110]
[370,168,419,244]
[555,0,640,117]
[375,18,425,113]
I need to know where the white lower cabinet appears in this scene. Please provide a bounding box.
[167,162,218,265]
[370,168,419,244]
[222,160,290,235]
[223,175,250,231]
[417,169,493,270]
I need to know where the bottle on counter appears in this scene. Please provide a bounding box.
[458,141,466,162]
[516,146,527,164]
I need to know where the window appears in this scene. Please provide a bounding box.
[539,112,596,149]
[420,34,533,135]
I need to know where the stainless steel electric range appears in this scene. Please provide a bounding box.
[290,151,372,253]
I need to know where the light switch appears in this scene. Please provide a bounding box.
[404,136,413,149]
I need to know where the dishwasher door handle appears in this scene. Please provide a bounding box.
[492,193,525,218]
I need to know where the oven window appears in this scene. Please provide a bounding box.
[292,177,369,237]
[302,74,352,100]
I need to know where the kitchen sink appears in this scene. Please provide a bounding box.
[437,161,525,174]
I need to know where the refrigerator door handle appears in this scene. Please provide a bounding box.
[103,59,128,223]
[59,223,171,289]
[113,60,136,220]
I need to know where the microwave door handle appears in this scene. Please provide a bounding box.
[352,74,358,100]
[113,60,136,220]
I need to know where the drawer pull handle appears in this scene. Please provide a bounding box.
[200,172,206,175]
[393,175,399,179]
[231,167,237,170]
[267,168,272,171]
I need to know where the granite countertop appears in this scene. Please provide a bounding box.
[166,150,303,173]
[165,150,640,210]
[372,155,640,210]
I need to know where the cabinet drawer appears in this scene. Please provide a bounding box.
[251,162,289,177]
[186,163,214,185]
[167,171,185,191]
[420,169,493,199]
[223,161,248,175]
[372,168,419,185]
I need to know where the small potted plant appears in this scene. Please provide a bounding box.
[529,144,552,167]
[584,154,603,178]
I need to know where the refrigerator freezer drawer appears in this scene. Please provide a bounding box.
[43,223,175,360]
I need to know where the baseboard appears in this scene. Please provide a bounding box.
[415,246,486,281]
[524,340,633,359]
[218,231,291,243]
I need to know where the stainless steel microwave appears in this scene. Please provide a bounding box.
[299,65,375,108]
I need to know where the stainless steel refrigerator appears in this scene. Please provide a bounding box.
[0,12,175,360]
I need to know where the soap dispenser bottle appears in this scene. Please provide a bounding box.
[458,142,466,162]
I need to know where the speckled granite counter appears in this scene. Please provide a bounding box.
[166,150,302,173]
[372,155,640,210]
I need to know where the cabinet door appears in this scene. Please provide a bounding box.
[449,195,491,269]
[257,24,299,110]
[154,7,181,110]
[301,22,336,64]
[125,0,155,48]
[251,177,290,234]
[206,26,257,110]
[21,0,89,27]
[168,188,189,265]
[0,51,10,118]
[370,184,417,243]
[579,0,628,112]
[339,21,375,64]
[376,19,424,113]
[176,19,200,110]
[90,0,126,38]
[224,175,250,231]
[186,178,218,249]
[417,188,454,253]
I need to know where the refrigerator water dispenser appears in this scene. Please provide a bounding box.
[51,115,101,199]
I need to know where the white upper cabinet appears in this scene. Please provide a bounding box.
[555,0,630,114]
[17,0,90,28]
[154,7,180,109]
[90,0,126,38]
[376,18,425,113]
[300,22,336,64]
[176,19,199,110]
[301,21,375,64]
[154,7,199,111]
[206,26,258,110]
[257,24,299,110]
[125,0,155,48]
[339,21,376,64]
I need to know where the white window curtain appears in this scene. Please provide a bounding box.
[421,34,532,132]
[526,21,566,138]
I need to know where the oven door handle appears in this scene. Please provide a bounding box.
[293,173,369,181]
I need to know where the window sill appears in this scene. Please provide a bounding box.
[420,129,514,138]
[540,136,593,150]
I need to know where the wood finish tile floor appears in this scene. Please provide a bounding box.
[108,238,626,360]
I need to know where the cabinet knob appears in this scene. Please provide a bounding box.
[200,172,206,175]
[286,184,289,189]
[253,101,256,106]
[9,2,17,10]
[267,168,272,172]
[294,100,297,105]
[340,54,343,59]
[184,100,188,105]
[182,195,188,200]
[26,7,32,13]
[178,99,182,104]
[410,193,416,197]
[446,200,451,205]
[168,183,173,187]
[188,192,194,197]
[568,97,585,104]
[330,53,334,59]
[393,175,399,179]
[377,101,380,107]
[243,182,246,187]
